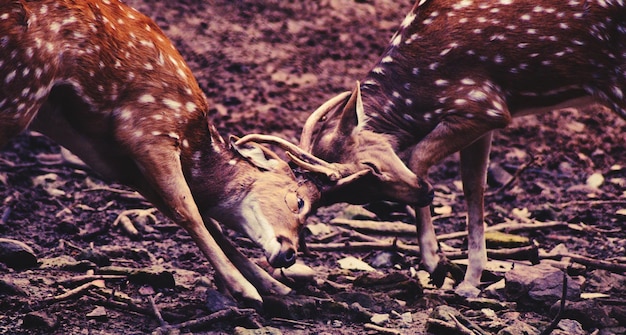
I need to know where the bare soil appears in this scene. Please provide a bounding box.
[1,1,625,334]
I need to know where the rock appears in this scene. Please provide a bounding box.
[205,289,236,313]
[552,319,585,335]
[0,238,38,270]
[488,162,513,187]
[611,306,626,326]
[427,305,486,335]
[550,299,617,329]
[496,320,539,335]
[22,311,58,330]
[39,256,96,272]
[76,248,111,267]
[353,271,422,302]
[505,263,581,306]
[0,278,28,296]
[368,251,400,268]
[233,326,283,335]
[262,294,320,319]
[86,306,108,321]
[370,313,389,325]
[465,297,516,311]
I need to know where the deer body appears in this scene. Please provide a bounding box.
[1,0,318,303]
[298,0,626,296]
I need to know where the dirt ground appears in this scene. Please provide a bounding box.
[1,0,625,334]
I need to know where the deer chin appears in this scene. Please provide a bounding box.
[238,194,282,266]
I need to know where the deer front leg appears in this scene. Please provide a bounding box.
[127,140,263,304]
[456,132,493,298]
[414,205,447,286]
[204,218,292,296]
[409,93,510,295]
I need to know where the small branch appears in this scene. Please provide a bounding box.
[154,307,258,332]
[57,275,126,287]
[363,323,404,335]
[148,295,167,328]
[486,155,536,197]
[427,318,477,335]
[554,199,626,209]
[437,220,567,241]
[541,252,626,274]
[271,317,316,327]
[44,282,99,304]
[330,218,415,235]
[330,217,567,241]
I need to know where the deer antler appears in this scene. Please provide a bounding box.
[235,134,344,181]
[300,91,351,152]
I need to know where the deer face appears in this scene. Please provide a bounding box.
[218,138,319,269]
[303,84,434,207]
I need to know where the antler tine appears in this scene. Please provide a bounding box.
[300,91,351,152]
[236,134,338,171]
[285,152,342,181]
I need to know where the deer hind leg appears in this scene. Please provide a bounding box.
[455,132,493,298]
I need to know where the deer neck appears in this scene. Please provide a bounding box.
[181,124,251,217]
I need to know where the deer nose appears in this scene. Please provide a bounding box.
[414,179,434,207]
[269,239,297,268]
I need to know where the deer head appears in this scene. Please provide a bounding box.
[301,83,434,207]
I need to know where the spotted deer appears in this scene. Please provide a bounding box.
[0,0,320,303]
[240,0,626,297]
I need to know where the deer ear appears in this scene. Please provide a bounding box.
[337,81,365,136]
[229,135,280,172]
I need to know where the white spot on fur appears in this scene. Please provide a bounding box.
[139,94,155,103]
[163,98,182,110]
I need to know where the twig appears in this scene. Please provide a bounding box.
[308,240,538,261]
[540,271,568,335]
[363,323,405,335]
[154,307,258,332]
[57,274,126,287]
[271,317,316,327]
[437,220,567,241]
[486,155,536,197]
[44,282,99,304]
[330,217,567,240]
[554,199,626,209]
[427,318,476,335]
[148,295,167,328]
[541,252,626,274]
[330,218,415,235]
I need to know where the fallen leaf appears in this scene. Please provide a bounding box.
[586,172,604,188]
[337,256,376,272]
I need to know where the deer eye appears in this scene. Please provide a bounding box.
[285,192,304,213]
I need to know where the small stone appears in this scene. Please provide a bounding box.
[86,306,107,321]
[205,289,236,313]
[370,313,389,325]
[0,238,38,270]
[496,320,539,335]
[22,311,58,330]
[233,326,283,335]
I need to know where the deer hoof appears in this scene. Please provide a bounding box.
[454,281,480,298]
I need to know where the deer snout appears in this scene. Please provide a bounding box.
[414,178,434,208]
[268,237,297,268]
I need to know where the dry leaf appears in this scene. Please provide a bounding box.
[337,256,376,272]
